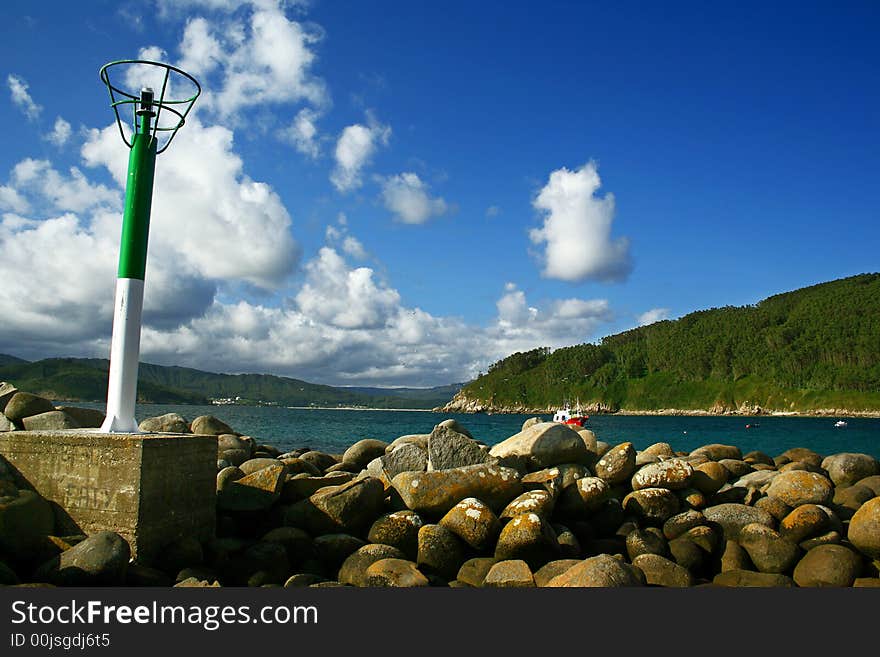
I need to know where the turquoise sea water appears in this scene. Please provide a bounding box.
[70,402,880,459]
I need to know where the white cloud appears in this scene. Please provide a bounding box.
[7,74,42,121]
[637,307,670,326]
[45,117,72,147]
[530,161,633,283]
[0,186,30,213]
[10,159,120,214]
[381,172,447,224]
[330,116,391,192]
[279,107,321,158]
[486,205,501,218]
[325,213,367,259]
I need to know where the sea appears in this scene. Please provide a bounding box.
[68,402,880,459]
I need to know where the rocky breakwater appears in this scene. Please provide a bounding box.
[2,397,880,588]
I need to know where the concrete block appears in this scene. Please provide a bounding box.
[0,430,217,565]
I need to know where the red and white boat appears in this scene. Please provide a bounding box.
[553,401,589,427]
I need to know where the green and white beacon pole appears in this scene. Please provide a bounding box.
[98,60,200,433]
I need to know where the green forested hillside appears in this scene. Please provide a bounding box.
[457,274,880,413]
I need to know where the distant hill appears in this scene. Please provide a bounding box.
[0,357,461,409]
[443,273,880,415]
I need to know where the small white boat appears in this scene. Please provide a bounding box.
[553,399,589,428]
[834,420,847,428]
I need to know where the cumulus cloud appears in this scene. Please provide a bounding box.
[637,307,670,326]
[381,173,447,224]
[279,107,321,158]
[10,159,120,214]
[46,117,72,147]
[7,74,42,121]
[530,161,633,283]
[330,115,391,192]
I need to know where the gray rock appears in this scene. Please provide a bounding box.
[438,497,501,550]
[631,459,693,491]
[366,444,427,480]
[391,463,522,516]
[719,459,753,479]
[417,524,465,580]
[22,410,80,431]
[633,553,694,587]
[668,537,704,573]
[386,434,430,453]
[3,392,54,422]
[139,413,191,433]
[545,554,645,587]
[738,523,801,574]
[190,415,235,436]
[522,417,543,431]
[822,453,880,487]
[766,471,834,507]
[38,531,130,586]
[702,503,776,541]
[594,442,637,484]
[434,419,474,439]
[793,544,862,587]
[754,496,792,522]
[338,544,407,587]
[219,448,249,467]
[847,497,880,559]
[428,425,492,471]
[367,511,424,559]
[776,447,824,468]
[484,560,535,587]
[489,422,587,469]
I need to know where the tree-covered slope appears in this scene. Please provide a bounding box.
[448,274,880,414]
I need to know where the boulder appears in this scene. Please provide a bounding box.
[553,524,581,558]
[434,419,474,439]
[456,557,498,587]
[663,510,705,540]
[343,439,388,471]
[718,459,753,479]
[156,537,204,575]
[793,544,862,587]
[391,463,522,516]
[557,476,611,518]
[190,415,235,436]
[139,413,191,433]
[417,524,465,580]
[438,497,501,550]
[626,528,669,561]
[668,537,705,574]
[313,534,366,572]
[545,554,645,587]
[494,513,560,570]
[776,447,823,468]
[632,553,694,587]
[832,484,875,518]
[847,497,880,559]
[855,475,880,497]
[488,422,587,469]
[522,417,543,431]
[0,382,18,413]
[622,488,680,524]
[282,473,353,501]
[217,464,286,511]
[261,527,314,566]
[779,504,829,544]
[641,442,675,458]
[0,489,55,556]
[738,523,800,574]
[483,560,535,587]
[691,462,730,495]
[386,434,430,453]
[631,459,693,491]
[720,540,753,572]
[284,573,326,588]
[766,471,834,507]
[712,570,795,587]
[280,457,321,477]
[733,470,779,490]
[367,511,424,559]
[754,496,792,522]
[239,458,287,476]
[702,503,775,541]
[38,531,130,586]
[691,444,741,462]
[0,413,13,432]
[3,392,54,422]
[303,477,386,536]
[594,442,637,484]
[500,490,555,519]
[338,544,407,587]
[22,410,81,433]
[299,451,339,473]
[821,453,879,487]
[428,426,491,471]
[533,559,582,587]
[56,406,105,428]
[366,444,427,481]
[364,558,429,587]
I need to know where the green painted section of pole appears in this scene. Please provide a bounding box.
[117,118,156,280]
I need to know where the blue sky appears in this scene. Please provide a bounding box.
[0,0,877,386]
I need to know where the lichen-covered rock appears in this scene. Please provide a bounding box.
[633,553,694,587]
[282,473,354,502]
[631,459,693,491]
[439,497,500,550]
[691,461,730,495]
[847,497,880,559]
[702,503,776,541]
[139,413,191,433]
[417,524,465,580]
[239,458,286,476]
[779,504,829,544]
[738,523,800,574]
[456,557,497,587]
[338,544,407,586]
[428,426,491,471]
[712,570,795,587]
[533,559,582,587]
[483,559,535,587]
[367,511,424,559]
[754,496,792,522]
[303,477,385,535]
[545,554,645,587]
[494,513,560,570]
[501,490,555,519]
[594,442,637,484]
[190,415,235,436]
[663,510,705,540]
[557,476,610,519]
[364,558,429,587]
[3,392,54,422]
[793,544,862,587]
[391,463,522,516]
[821,453,880,487]
[488,422,587,469]
[776,447,824,468]
[366,444,427,481]
[217,464,286,511]
[766,471,834,507]
[622,488,680,524]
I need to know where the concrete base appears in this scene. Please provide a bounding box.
[0,430,217,565]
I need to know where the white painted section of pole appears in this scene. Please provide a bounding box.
[100,277,144,433]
